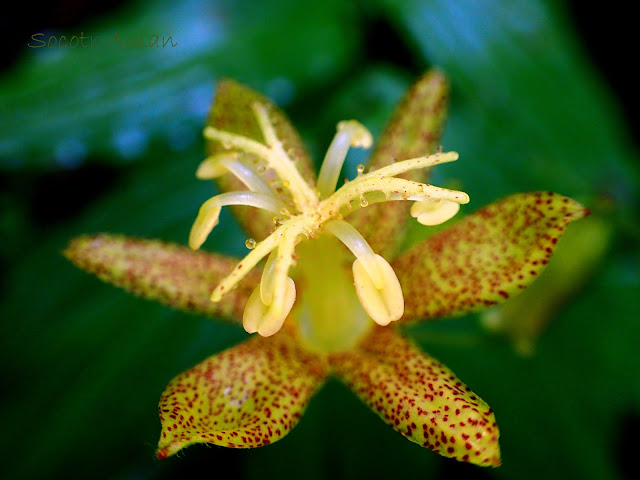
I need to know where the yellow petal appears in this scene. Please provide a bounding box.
[330,328,501,466]
[395,192,588,323]
[63,234,259,323]
[157,332,327,458]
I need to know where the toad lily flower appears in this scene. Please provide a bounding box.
[65,71,587,467]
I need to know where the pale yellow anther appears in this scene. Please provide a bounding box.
[410,198,461,226]
[352,254,404,326]
[337,120,373,149]
[243,277,296,337]
[189,198,222,250]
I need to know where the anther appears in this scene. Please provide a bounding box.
[410,199,461,226]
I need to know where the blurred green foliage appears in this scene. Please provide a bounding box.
[1,0,638,479]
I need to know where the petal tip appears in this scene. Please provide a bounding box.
[156,448,169,460]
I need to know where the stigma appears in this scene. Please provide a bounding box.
[189,102,469,337]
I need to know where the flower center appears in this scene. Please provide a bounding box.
[189,102,469,338]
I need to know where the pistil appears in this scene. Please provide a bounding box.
[192,102,470,338]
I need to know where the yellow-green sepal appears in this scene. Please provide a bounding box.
[156,331,327,458]
[394,192,588,323]
[64,234,259,323]
[330,327,501,466]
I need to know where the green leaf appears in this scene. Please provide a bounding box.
[0,0,358,169]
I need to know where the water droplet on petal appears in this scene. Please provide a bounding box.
[279,207,290,216]
[273,216,283,227]
[245,238,257,249]
[356,164,365,175]
[360,195,369,207]
[257,165,266,174]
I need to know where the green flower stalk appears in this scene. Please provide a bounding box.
[65,71,587,467]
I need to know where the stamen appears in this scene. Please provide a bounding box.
[244,229,301,337]
[189,192,285,250]
[243,277,296,336]
[325,220,383,288]
[410,199,461,226]
[352,254,404,326]
[324,219,403,325]
[260,250,278,305]
[316,120,373,198]
[268,228,300,320]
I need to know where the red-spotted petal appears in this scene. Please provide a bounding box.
[206,79,315,240]
[330,327,500,466]
[64,234,258,323]
[394,192,588,323]
[349,70,449,257]
[156,330,328,458]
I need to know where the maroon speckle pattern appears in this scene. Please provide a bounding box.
[330,327,501,466]
[394,192,587,323]
[156,330,327,457]
[64,234,260,323]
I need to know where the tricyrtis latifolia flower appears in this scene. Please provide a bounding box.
[65,71,587,467]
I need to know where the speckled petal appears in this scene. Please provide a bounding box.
[207,79,315,239]
[330,327,500,466]
[349,70,449,257]
[394,192,588,323]
[156,331,328,458]
[64,234,258,323]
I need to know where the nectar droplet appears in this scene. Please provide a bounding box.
[245,238,257,249]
